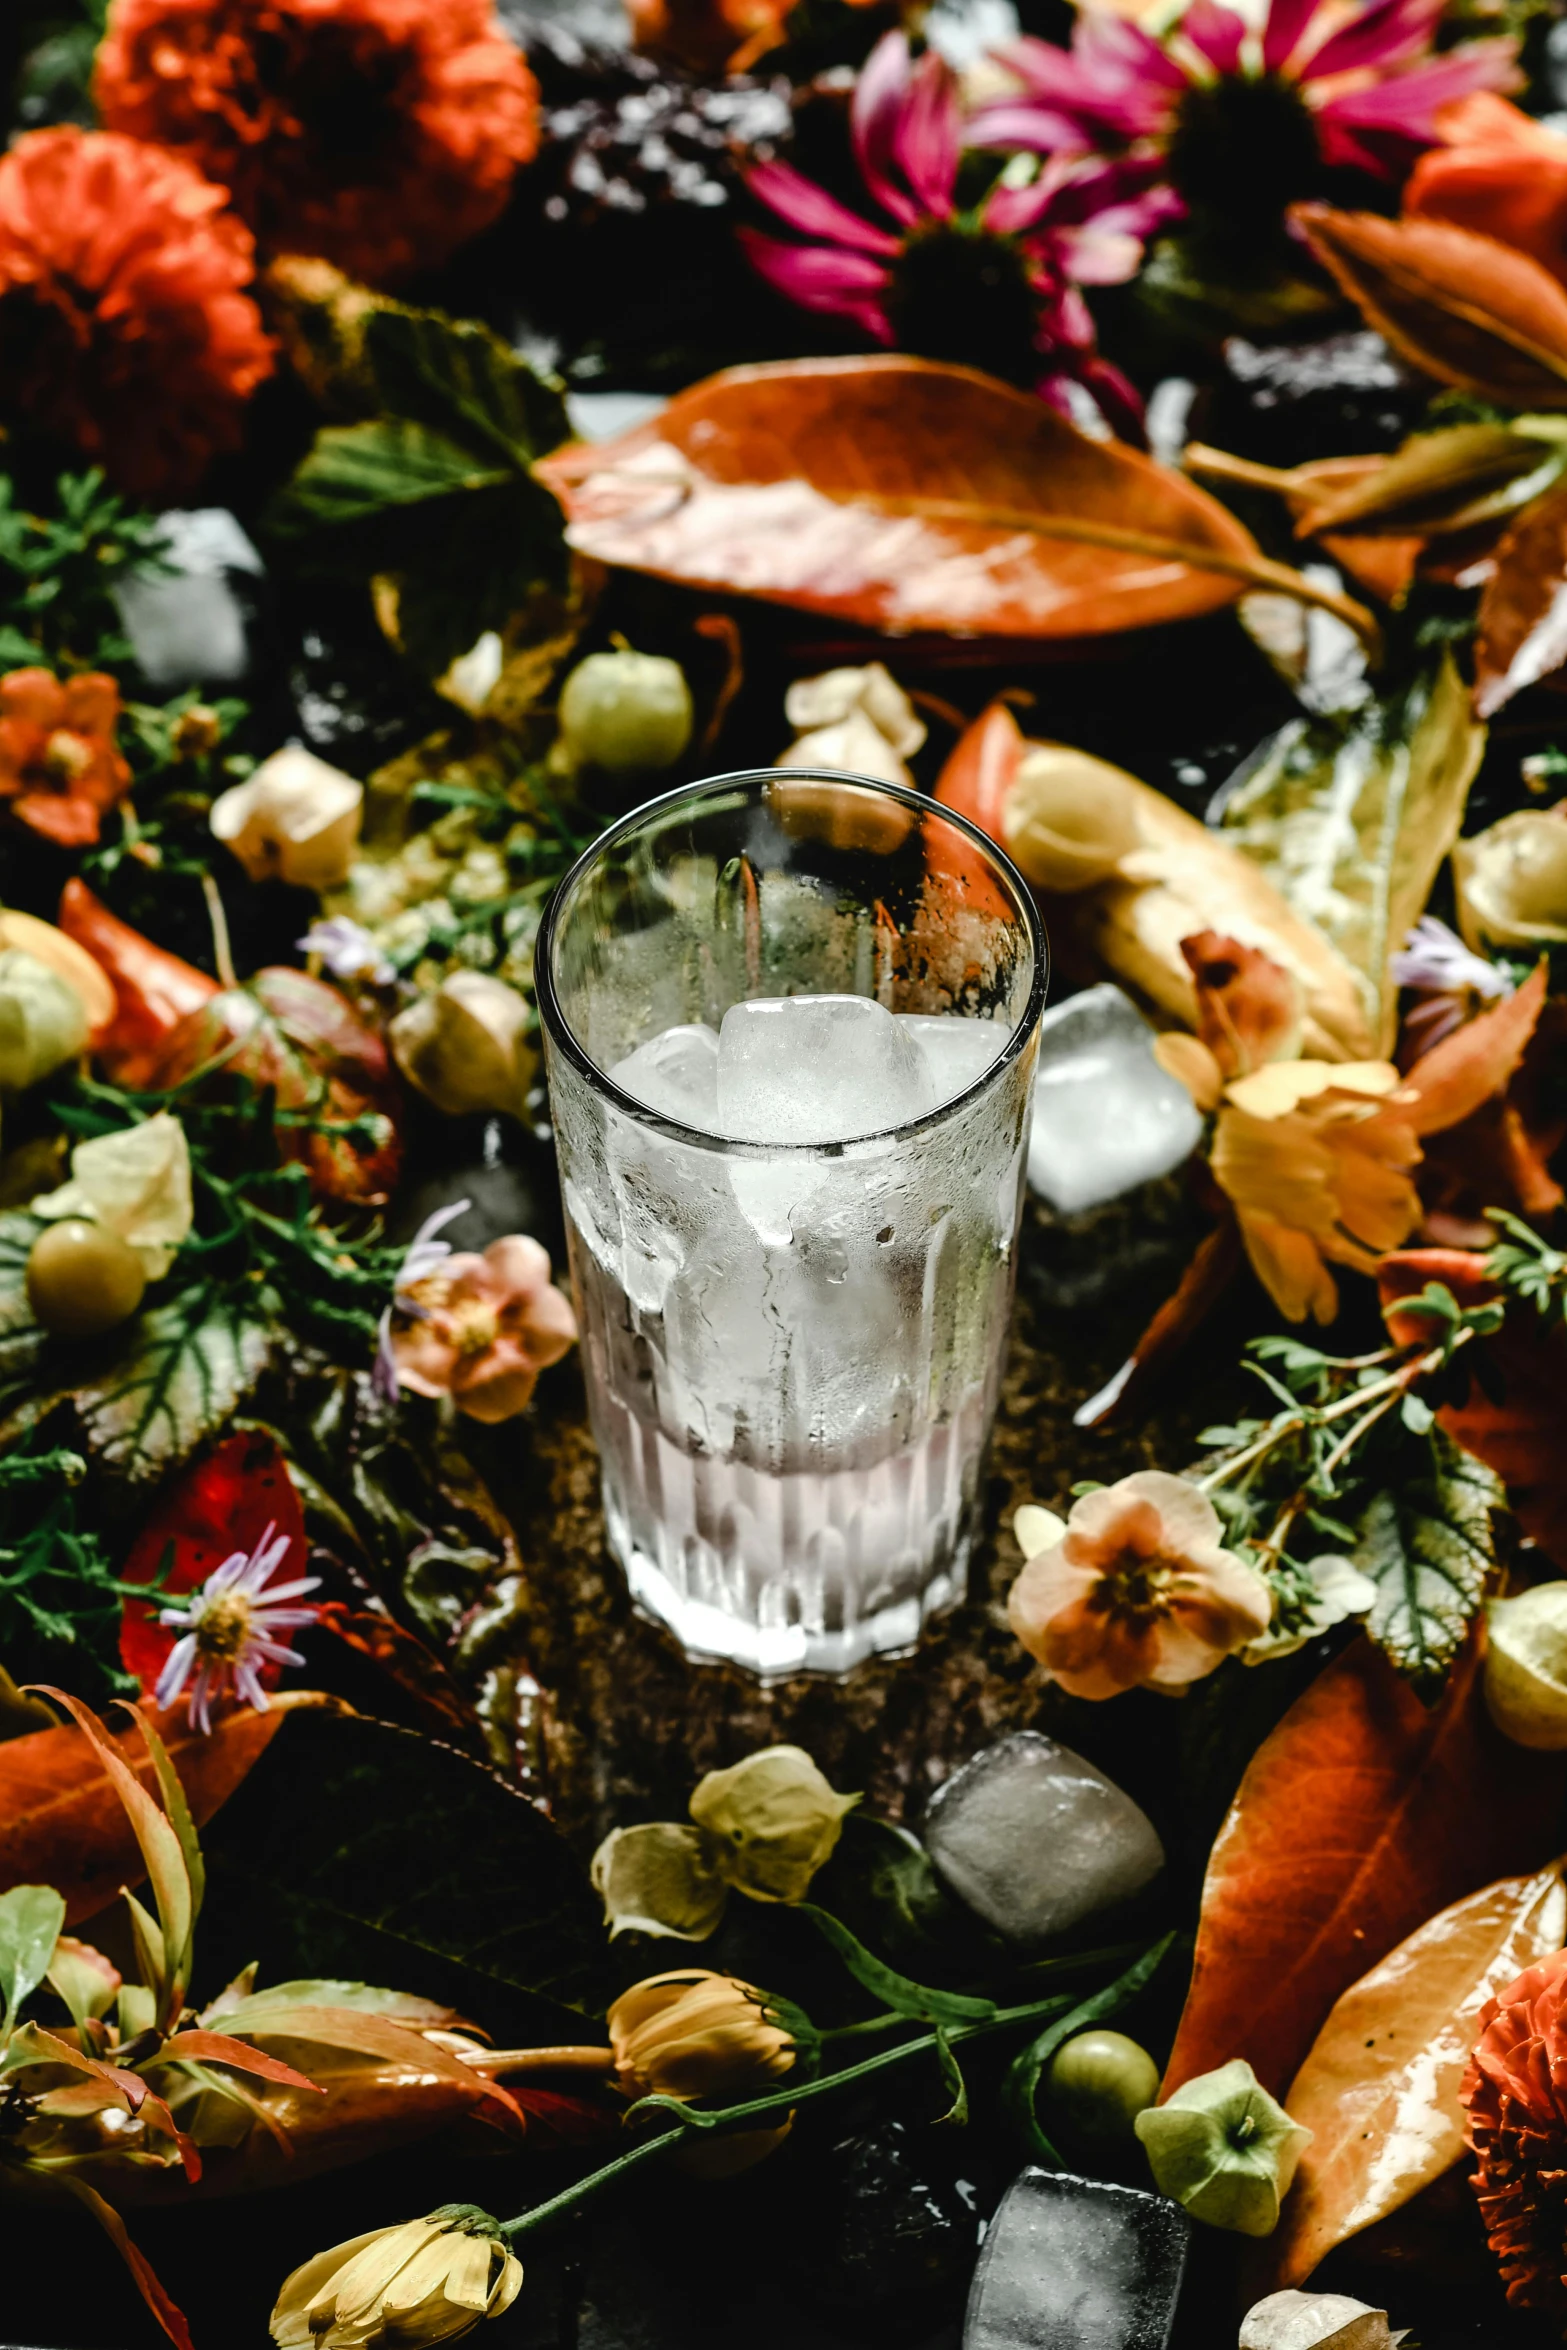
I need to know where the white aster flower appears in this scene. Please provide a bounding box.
[1391,916,1513,1056]
[373,1197,473,1402]
[297,916,395,988]
[155,1521,322,1733]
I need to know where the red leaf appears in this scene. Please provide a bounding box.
[141,965,403,1206]
[537,356,1261,642]
[166,2030,320,2092]
[1408,961,1549,1136]
[57,880,218,1088]
[1161,1635,1567,2101]
[933,700,1026,840]
[46,2171,195,2350]
[0,1695,332,1924]
[1475,483,1567,715]
[118,1431,308,1698]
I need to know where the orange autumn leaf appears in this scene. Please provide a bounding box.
[1406,960,1548,1134]
[1291,205,1567,410]
[537,356,1265,643]
[1476,485,1567,716]
[934,700,1026,842]
[0,1692,336,1923]
[58,878,218,1088]
[1266,1862,1567,2290]
[1161,1636,1567,2101]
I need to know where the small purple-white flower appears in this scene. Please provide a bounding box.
[1392,914,1513,1056]
[373,1196,473,1402]
[297,916,395,988]
[154,1521,322,1733]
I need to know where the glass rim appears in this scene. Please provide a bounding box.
[535,764,1048,1158]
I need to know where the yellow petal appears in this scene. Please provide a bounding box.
[1153,1031,1224,1112]
[486,2252,523,2318]
[1236,1211,1340,1325]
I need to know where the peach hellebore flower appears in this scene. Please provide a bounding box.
[1009,1471,1271,1699]
[386,1231,576,1424]
[0,669,131,848]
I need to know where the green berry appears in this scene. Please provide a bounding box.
[1043,2028,1160,2147]
[559,650,693,774]
[27,1220,145,1338]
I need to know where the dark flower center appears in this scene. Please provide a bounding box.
[885,220,1047,389]
[250,23,418,182]
[1165,72,1325,230]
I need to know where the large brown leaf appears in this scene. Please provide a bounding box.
[1475,482,1567,715]
[1161,1636,1567,2101]
[0,1692,337,1923]
[1292,207,1567,410]
[536,357,1275,642]
[1266,1863,1567,2288]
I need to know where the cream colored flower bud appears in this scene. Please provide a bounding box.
[271,2206,521,2349]
[33,1110,193,1279]
[591,1822,730,1941]
[1485,1584,1567,1748]
[1002,744,1143,893]
[390,972,536,1119]
[211,745,364,890]
[1240,2288,1408,2349]
[1453,805,1567,951]
[0,911,114,1034]
[0,950,88,1091]
[689,1745,859,1903]
[779,662,925,787]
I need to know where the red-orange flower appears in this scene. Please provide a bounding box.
[0,128,272,503]
[1461,1945,1567,2315]
[1406,94,1567,288]
[0,670,132,849]
[96,0,541,286]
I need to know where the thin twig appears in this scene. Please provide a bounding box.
[200,872,236,991]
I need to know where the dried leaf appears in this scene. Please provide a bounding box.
[1161,1635,1567,2100]
[1405,961,1548,1135]
[1221,652,1485,1053]
[1292,206,1567,410]
[1266,1863,1567,2288]
[0,1693,332,1924]
[1297,426,1565,539]
[1475,482,1567,715]
[536,356,1269,642]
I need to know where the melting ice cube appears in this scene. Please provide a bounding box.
[1027,985,1201,1218]
[717,994,932,1143]
[963,2168,1189,2350]
[923,1731,1164,1945]
[610,1022,721,1129]
[897,1012,1004,1106]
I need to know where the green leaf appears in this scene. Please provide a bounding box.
[1002,1935,1174,2166]
[362,309,569,471]
[197,1709,611,2040]
[266,419,509,539]
[0,1884,66,2029]
[72,1285,273,1482]
[932,2025,969,2126]
[1221,650,1485,1052]
[1353,1427,1506,1692]
[797,1904,996,2026]
[383,480,568,678]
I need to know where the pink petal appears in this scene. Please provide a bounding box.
[1182,0,1246,74]
[852,32,923,228]
[1053,224,1146,285]
[736,228,895,341]
[893,47,960,220]
[968,100,1102,157]
[1262,0,1323,74]
[1314,41,1521,135]
[745,158,901,256]
[1298,0,1444,78]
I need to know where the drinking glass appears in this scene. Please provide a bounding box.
[536,768,1046,1678]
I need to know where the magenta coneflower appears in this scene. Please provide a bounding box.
[154,1521,322,1732]
[738,31,1177,435]
[974,0,1518,241]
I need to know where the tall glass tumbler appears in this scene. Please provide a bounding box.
[536,769,1046,1678]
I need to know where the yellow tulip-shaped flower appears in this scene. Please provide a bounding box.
[270,2206,521,2348]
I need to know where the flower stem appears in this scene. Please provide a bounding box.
[496,1986,1086,2244]
[1195,1328,1472,1497]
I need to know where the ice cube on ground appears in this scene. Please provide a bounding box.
[610,1022,721,1129]
[923,1731,1164,1944]
[964,2168,1189,2350]
[897,1012,1004,1105]
[1026,984,1202,1218]
[717,994,933,1143]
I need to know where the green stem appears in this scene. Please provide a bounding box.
[497,1989,1080,2244]
[1195,1329,1469,1498]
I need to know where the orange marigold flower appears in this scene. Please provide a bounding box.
[1461,1944,1567,2315]
[0,669,133,849]
[1008,1471,1272,1700]
[0,128,272,504]
[96,0,541,286]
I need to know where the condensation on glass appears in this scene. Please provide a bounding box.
[537,769,1046,1679]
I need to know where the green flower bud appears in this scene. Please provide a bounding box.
[559,651,692,775]
[689,1745,859,1904]
[1134,2058,1310,2237]
[0,949,88,1092]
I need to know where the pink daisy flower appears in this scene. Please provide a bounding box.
[974,0,1519,226]
[154,1521,322,1732]
[739,30,1179,436]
